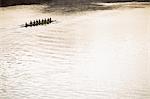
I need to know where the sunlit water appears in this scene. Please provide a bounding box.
[0,3,150,99]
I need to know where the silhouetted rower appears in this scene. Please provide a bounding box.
[38,19,41,25]
[47,19,49,23]
[42,19,44,25]
[44,18,46,24]
[50,18,52,23]
[47,18,49,22]
[25,22,28,27]
[33,20,36,26]
[30,21,32,26]
[36,20,38,26]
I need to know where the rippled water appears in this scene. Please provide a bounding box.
[0,3,150,99]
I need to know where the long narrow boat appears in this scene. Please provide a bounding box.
[21,18,56,27]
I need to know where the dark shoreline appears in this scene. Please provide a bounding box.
[0,0,149,7]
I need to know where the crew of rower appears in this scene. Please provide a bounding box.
[25,18,52,27]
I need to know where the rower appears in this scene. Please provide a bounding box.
[50,18,52,23]
[47,18,50,24]
[29,21,32,26]
[33,20,36,26]
[44,18,46,24]
[38,19,41,25]
[42,19,44,25]
[36,20,38,26]
[25,22,28,27]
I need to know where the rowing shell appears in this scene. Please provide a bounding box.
[20,20,57,28]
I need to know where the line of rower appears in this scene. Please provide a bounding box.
[25,18,52,27]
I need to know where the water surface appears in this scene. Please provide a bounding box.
[0,3,150,99]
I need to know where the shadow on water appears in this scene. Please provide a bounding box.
[41,2,150,14]
[42,3,120,14]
